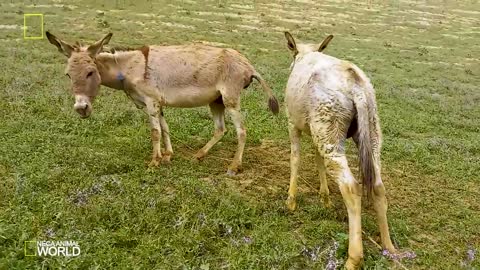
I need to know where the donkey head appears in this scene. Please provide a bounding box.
[284,32,333,63]
[46,32,112,118]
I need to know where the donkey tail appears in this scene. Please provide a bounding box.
[350,67,377,197]
[252,73,279,115]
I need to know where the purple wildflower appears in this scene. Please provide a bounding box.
[45,228,55,238]
[242,236,253,244]
[197,213,207,227]
[301,245,321,262]
[326,241,339,270]
[382,249,417,261]
[466,248,475,262]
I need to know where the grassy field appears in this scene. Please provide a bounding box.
[1,0,479,269]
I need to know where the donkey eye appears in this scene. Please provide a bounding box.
[86,71,94,78]
[65,73,71,79]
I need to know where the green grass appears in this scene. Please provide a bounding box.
[1,0,479,269]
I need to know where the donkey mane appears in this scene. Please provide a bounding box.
[101,45,148,54]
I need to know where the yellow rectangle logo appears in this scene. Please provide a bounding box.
[24,14,44,40]
[24,241,37,256]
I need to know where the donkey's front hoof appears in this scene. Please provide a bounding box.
[148,160,160,168]
[286,196,297,211]
[148,157,161,167]
[345,256,363,270]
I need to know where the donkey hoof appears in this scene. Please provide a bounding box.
[226,169,237,176]
[382,245,397,255]
[345,256,363,270]
[226,164,241,176]
[148,160,160,167]
[162,155,172,164]
[321,195,332,208]
[286,196,297,211]
[148,156,161,168]
[194,151,206,160]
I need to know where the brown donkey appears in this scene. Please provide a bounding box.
[283,32,396,269]
[46,32,279,174]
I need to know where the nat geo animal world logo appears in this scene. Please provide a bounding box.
[24,240,80,257]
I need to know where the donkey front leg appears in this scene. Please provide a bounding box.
[159,108,173,163]
[145,101,163,167]
[132,79,167,167]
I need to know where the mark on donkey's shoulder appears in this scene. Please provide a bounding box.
[139,45,149,58]
[138,45,150,79]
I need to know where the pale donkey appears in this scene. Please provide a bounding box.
[283,32,397,269]
[46,32,279,175]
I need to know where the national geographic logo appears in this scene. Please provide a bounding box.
[24,240,80,257]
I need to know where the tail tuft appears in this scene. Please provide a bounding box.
[268,96,279,115]
[357,129,375,197]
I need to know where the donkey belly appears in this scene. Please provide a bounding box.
[162,86,220,108]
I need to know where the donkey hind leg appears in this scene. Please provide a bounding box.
[225,105,246,175]
[372,172,396,253]
[159,108,173,163]
[218,82,245,175]
[315,150,332,207]
[286,123,301,211]
[313,126,363,269]
[326,152,363,269]
[353,134,396,253]
[195,101,226,160]
[145,102,163,167]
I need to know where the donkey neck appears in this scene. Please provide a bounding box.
[95,51,140,90]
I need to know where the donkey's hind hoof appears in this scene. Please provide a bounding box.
[286,196,297,211]
[321,195,332,208]
[194,151,206,160]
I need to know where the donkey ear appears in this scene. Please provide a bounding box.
[284,32,297,53]
[318,35,334,52]
[46,31,75,57]
[87,33,113,58]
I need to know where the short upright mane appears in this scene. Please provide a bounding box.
[101,45,147,53]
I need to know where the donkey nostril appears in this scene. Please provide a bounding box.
[75,105,87,115]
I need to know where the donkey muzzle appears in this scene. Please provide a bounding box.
[74,95,92,118]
